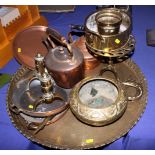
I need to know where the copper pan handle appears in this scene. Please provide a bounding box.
[68,24,85,43]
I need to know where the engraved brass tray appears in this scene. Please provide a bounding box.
[7,59,147,149]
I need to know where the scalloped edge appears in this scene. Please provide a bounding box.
[6,58,148,150]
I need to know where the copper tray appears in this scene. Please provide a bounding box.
[13,26,50,69]
[7,59,147,149]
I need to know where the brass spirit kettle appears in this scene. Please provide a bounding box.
[70,8,135,62]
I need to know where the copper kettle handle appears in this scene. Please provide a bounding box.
[69,24,104,42]
[46,28,73,57]
[42,28,63,49]
[70,24,84,31]
[68,32,74,43]
[68,24,85,43]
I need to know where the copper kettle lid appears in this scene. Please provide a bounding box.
[52,46,72,61]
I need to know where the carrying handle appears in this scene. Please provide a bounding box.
[70,24,84,31]
[42,37,53,49]
[42,27,63,49]
[67,31,84,44]
[27,115,55,134]
[114,5,130,14]
[123,81,143,101]
[99,65,143,101]
[99,65,120,82]
[26,76,38,91]
[12,93,68,118]
[47,29,67,46]
[27,99,68,134]
[46,28,73,57]
[42,28,73,56]
[68,24,85,43]
[68,32,74,43]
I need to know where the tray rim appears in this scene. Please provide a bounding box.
[6,58,148,150]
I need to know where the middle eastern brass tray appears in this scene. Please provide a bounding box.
[7,58,147,149]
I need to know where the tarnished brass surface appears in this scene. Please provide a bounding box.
[95,9,122,35]
[7,64,69,134]
[84,8,135,60]
[69,73,142,126]
[9,53,69,119]
[7,59,147,149]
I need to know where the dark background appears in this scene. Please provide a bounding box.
[0,5,155,150]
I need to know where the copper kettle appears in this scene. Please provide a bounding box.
[44,28,84,89]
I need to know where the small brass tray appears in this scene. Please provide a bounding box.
[7,59,147,149]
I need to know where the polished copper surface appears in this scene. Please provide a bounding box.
[13,26,61,69]
[72,36,100,70]
[7,59,148,149]
[45,46,84,89]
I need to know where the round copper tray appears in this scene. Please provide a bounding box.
[13,26,49,69]
[7,59,147,149]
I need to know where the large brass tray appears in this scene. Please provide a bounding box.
[7,59,147,149]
